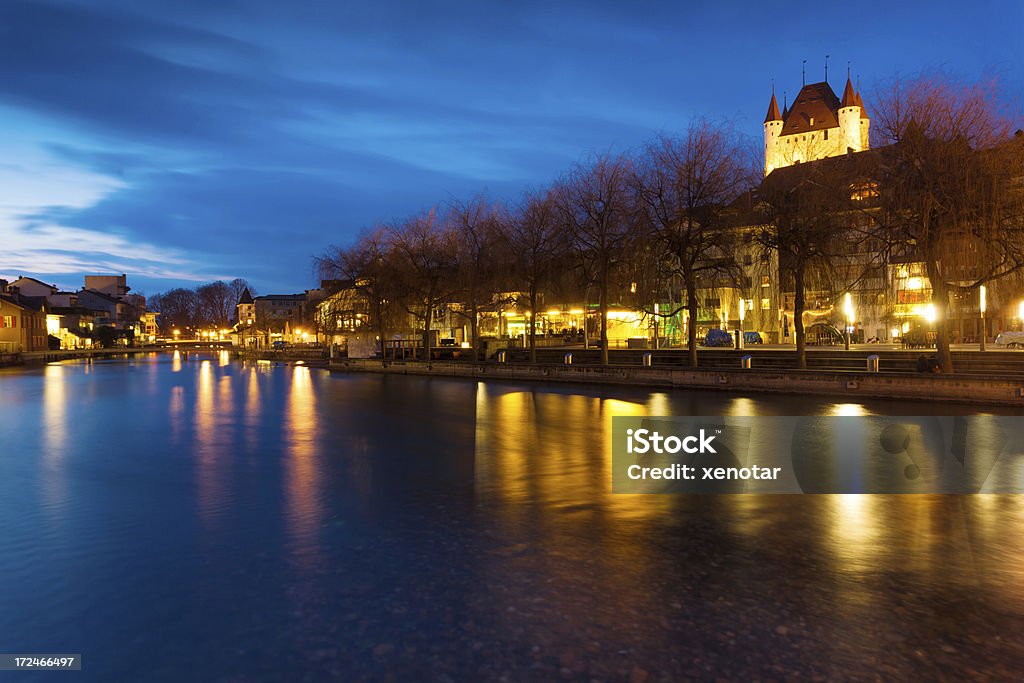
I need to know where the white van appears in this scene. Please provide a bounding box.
[993,331,1024,348]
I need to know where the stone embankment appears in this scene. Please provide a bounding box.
[330,357,1024,405]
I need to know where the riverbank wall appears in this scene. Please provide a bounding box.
[8,348,169,367]
[234,349,329,367]
[329,358,1024,405]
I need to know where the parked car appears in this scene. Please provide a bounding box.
[994,331,1024,348]
[703,329,734,347]
[743,331,764,345]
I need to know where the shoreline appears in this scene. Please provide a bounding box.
[1,345,230,368]
[329,357,1024,406]
[9,349,1023,406]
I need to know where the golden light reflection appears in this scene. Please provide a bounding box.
[830,403,870,416]
[646,392,671,416]
[824,494,883,601]
[42,364,66,456]
[473,385,670,527]
[218,349,230,367]
[244,368,261,451]
[41,364,67,513]
[169,385,184,441]
[285,366,322,564]
[172,350,182,372]
[194,360,224,523]
[726,397,757,416]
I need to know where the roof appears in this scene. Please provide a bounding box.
[238,288,254,305]
[764,92,782,123]
[855,90,868,118]
[0,293,48,312]
[780,82,841,136]
[762,146,880,189]
[11,276,57,290]
[254,293,306,301]
[79,288,120,303]
[840,77,858,108]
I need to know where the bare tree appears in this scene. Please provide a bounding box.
[388,210,460,360]
[196,281,235,327]
[633,122,751,366]
[555,154,634,365]
[870,71,1024,373]
[149,288,198,332]
[228,278,255,309]
[501,188,565,362]
[757,159,852,368]
[448,196,506,351]
[316,226,401,356]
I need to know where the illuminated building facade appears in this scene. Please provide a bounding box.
[764,77,870,176]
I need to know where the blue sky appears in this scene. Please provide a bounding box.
[1,0,1021,296]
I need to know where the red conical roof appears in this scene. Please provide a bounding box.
[841,77,858,108]
[764,92,782,123]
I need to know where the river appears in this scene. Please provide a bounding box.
[1,351,1022,681]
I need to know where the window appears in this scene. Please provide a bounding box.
[761,298,771,310]
[823,129,829,140]
[761,275,771,287]
[1,315,14,328]
[743,254,753,266]
[704,298,720,309]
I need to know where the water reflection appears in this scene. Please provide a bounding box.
[284,365,322,564]
[3,357,1024,681]
[195,359,226,523]
[41,364,67,514]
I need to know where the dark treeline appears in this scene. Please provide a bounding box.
[149,278,254,332]
[317,72,1024,373]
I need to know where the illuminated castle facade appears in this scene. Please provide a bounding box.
[764,77,870,175]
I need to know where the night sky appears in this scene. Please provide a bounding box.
[1,0,1021,296]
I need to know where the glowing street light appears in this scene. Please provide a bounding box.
[843,292,854,350]
[737,299,745,349]
[980,285,987,352]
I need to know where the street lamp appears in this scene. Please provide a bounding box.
[738,299,745,348]
[843,292,854,351]
[979,285,987,352]
[1018,300,1024,332]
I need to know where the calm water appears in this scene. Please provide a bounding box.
[1,352,1023,681]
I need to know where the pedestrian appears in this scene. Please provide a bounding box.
[928,356,941,374]
[916,355,929,373]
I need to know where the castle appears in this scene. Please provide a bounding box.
[764,76,870,175]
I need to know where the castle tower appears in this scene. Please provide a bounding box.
[763,75,871,175]
[838,76,862,153]
[856,89,870,149]
[764,90,784,175]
